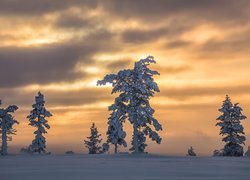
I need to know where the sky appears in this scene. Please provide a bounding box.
[0,0,250,156]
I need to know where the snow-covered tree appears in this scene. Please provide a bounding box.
[98,56,162,153]
[27,92,52,154]
[187,146,197,156]
[0,100,19,155]
[106,100,127,154]
[84,123,103,154]
[216,95,246,156]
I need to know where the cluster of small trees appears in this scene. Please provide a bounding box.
[0,56,249,157]
[1,92,52,155]
[84,56,162,154]
[84,56,248,156]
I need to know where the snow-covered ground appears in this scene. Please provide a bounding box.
[0,154,249,180]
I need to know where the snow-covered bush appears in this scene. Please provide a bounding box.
[102,143,109,153]
[97,56,162,153]
[0,100,19,155]
[84,123,103,154]
[65,151,75,155]
[216,95,246,156]
[213,149,223,157]
[27,92,52,154]
[245,146,250,157]
[187,146,197,156]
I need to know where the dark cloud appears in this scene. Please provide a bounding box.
[102,0,250,24]
[55,15,92,29]
[0,30,116,88]
[85,29,114,42]
[121,25,190,44]
[104,59,132,72]
[2,0,249,27]
[121,28,167,44]
[46,88,112,107]
[0,0,98,16]
[1,0,249,29]
[0,87,112,108]
[0,43,89,87]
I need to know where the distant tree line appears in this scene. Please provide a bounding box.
[0,56,248,157]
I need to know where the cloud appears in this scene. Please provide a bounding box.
[161,85,250,100]
[121,24,190,44]
[0,29,117,88]
[189,28,250,59]
[45,88,112,107]
[55,15,93,29]
[102,0,250,24]
[103,58,132,72]
[0,43,89,88]
[121,28,167,44]
[165,40,192,49]
[0,87,112,108]
[199,38,250,55]
[2,84,249,110]
[0,0,98,16]
[156,65,191,75]
[3,1,249,28]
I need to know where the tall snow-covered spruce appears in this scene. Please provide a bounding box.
[97,56,162,153]
[27,92,52,154]
[84,123,103,154]
[0,100,19,155]
[216,95,246,156]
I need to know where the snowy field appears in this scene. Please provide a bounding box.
[0,154,250,180]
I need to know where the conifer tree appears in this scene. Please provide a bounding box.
[98,56,162,153]
[216,95,246,156]
[84,123,103,154]
[107,100,127,154]
[27,92,52,154]
[0,100,19,155]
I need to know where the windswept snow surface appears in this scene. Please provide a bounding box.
[0,154,249,180]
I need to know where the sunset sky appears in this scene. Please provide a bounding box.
[0,0,250,155]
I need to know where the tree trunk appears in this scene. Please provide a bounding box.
[1,120,8,155]
[37,128,42,154]
[133,123,139,153]
[37,115,43,154]
[114,143,118,154]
